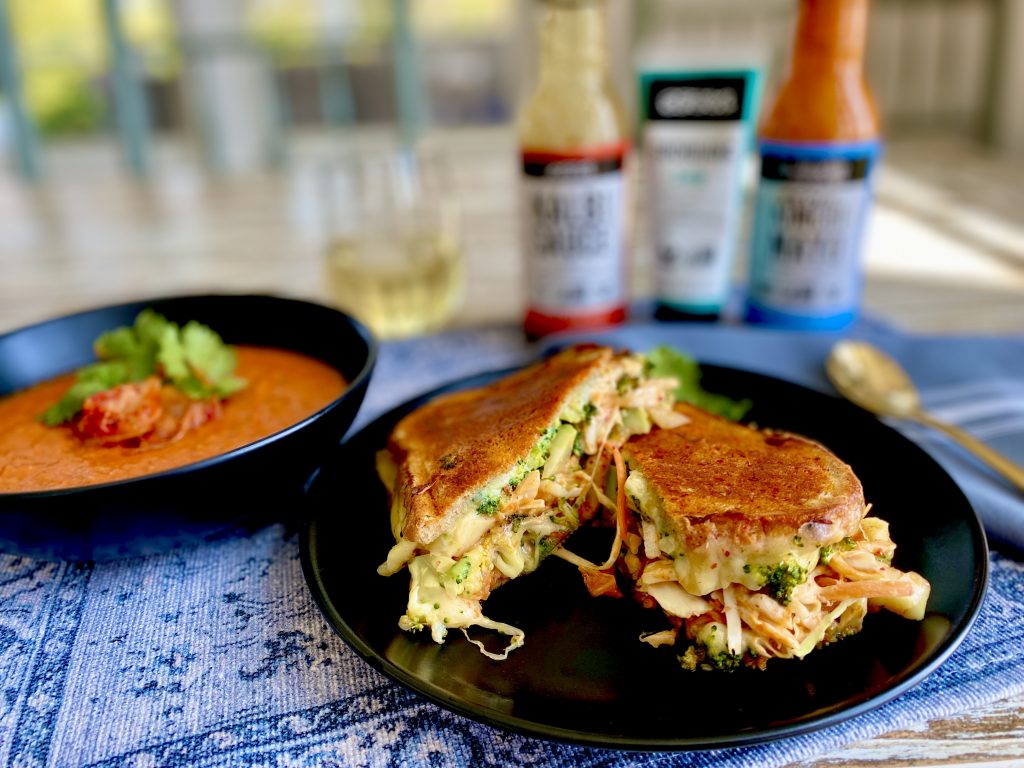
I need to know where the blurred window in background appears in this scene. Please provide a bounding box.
[9,0,176,138]
[1,0,1020,195]
[245,0,514,127]
[5,0,1011,151]
[9,0,109,138]
[122,0,180,133]
[414,0,514,126]
[1,0,517,173]
[634,0,997,143]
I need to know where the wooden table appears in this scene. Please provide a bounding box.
[0,127,1021,766]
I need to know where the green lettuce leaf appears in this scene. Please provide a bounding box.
[133,308,174,348]
[39,361,133,426]
[159,320,246,398]
[93,326,141,360]
[77,360,131,388]
[156,324,190,383]
[181,321,238,385]
[39,310,246,425]
[39,379,112,426]
[94,319,160,380]
[213,375,248,398]
[644,346,751,421]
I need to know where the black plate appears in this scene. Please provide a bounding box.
[0,295,375,561]
[302,364,987,750]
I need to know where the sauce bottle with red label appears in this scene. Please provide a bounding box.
[519,0,630,339]
[745,0,880,330]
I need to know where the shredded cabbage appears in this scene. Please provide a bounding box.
[461,620,525,661]
[793,599,857,659]
[722,586,742,656]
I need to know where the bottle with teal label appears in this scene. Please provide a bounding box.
[744,0,878,330]
[638,66,762,322]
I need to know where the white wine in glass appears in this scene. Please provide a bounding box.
[321,147,463,339]
[325,230,463,340]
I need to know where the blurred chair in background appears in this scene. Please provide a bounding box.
[0,0,1019,333]
[0,0,522,178]
[0,0,40,179]
[2,0,1020,175]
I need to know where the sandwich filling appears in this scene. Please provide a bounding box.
[625,485,930,669]
[621,439,931,670]
[377,351,679,658]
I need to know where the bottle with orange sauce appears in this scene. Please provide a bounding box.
[745,0,880,330]
[519,0,630,339]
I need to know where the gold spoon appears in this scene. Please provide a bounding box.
[826,340,1024,493]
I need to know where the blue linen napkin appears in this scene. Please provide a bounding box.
[0,322,1021,768]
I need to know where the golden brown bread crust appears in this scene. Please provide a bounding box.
[389,345,617,544]
[622,403,865,551]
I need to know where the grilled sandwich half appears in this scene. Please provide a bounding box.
[376,345,681,658]
[620,403,931,670]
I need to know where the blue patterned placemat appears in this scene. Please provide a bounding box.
[1,324,1022,768]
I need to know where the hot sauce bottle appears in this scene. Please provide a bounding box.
[745,0,880,330]
[519,0,630,339]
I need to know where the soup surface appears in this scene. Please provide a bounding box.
[0,346,346,492]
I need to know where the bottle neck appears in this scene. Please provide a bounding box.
[537,0,609,87]
[791,0,869,75]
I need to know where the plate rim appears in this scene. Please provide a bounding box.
[300,362,989,751]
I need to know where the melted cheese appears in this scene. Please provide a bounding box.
[640,582,710,619]
[429,512,496,559]
[401,555,484,642]
[394,507,572,642]
[625,469,823,595]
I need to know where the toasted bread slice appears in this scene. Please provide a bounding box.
[389,345,625,544]
[378,345,682,656]
[620,403,929,669]
[622,402,865,558]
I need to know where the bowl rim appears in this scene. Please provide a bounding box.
[0,293,377,499]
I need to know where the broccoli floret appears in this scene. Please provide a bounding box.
[476,496,500,515]
[677,643,742,672]
[537,535,558,559]
[678,646,699,671]
[707,649,743,671]
[758,561,808,605]
[582,402,598,423]
[820,536,856,565]
[523,426,558,471]
[449,557,471,585]
[616,374,639,395]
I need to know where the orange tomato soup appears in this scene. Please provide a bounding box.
[0,347,346,493]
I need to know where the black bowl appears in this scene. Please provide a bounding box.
[0,294,376,561]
